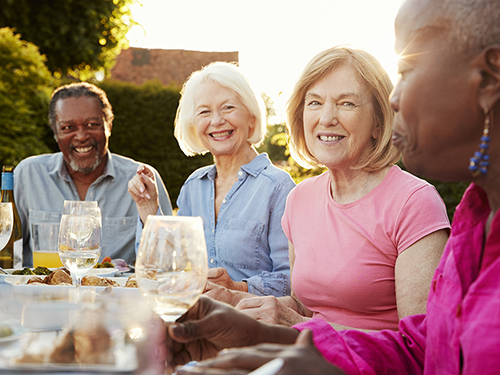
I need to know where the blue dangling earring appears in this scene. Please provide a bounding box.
[469,108,491,176]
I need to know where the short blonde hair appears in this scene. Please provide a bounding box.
[174,62,267,156]
[287,46,400,171]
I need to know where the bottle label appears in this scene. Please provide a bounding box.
[13,238,23,268]
[1,173,14,190]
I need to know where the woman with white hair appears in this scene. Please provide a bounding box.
[129,62,295,301]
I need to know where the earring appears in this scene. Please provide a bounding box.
[469,108,491,176]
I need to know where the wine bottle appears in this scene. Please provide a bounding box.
[0,166,23,268]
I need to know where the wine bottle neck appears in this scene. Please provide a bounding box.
[1,190,14,203]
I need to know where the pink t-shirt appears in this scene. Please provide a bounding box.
[282,165,450,330]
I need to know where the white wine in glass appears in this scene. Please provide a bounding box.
[136,216,208,323]
[58,212,101,287]
[0,203,13,266]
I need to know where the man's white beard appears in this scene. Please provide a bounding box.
[69,154,102,174]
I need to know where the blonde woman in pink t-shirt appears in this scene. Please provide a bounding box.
[235,46,450,331]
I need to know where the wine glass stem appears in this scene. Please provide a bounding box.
[75,275,82,288]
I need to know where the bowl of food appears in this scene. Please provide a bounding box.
[0,267,53,283]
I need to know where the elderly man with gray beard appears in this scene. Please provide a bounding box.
[14,82,172,267]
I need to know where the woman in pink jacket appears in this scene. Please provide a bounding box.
[163,0,500,373]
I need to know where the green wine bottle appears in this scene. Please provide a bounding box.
[0,166,23,268]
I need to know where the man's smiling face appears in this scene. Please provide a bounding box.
[55,96,110,174]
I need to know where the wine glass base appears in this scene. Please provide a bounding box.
[159,315,182,324]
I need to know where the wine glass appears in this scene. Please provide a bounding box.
[0,203,14,268]
[135,215,208,323]
[63,200,98,215]
[58,208,102,287]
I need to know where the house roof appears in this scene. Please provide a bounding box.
[110,47,239,87]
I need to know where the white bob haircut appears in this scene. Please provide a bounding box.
[174,62,267,156]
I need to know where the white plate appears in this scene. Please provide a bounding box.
[3,276,140,298]
[2,267,118,278]
[0,324,26,345]
[88,268,119,277]
[4,276,127,287]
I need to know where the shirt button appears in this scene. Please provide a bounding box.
[238,171,243,176]
[210,258,214,264]
[222,199,226,204]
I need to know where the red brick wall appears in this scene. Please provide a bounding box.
[110,47,239,87]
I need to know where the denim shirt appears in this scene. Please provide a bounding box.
[176,153,295,297]
[14,152,172,266]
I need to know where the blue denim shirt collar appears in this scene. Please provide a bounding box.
[200,153,271,181]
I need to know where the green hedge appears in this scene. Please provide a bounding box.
[98,80,213,207]
[423,178,469,222]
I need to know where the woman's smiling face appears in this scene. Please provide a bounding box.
[194,80,255,159]
[303,65,377,171]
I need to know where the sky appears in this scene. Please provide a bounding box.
[126,0,403,120]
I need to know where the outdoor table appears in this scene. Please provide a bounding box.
[0,273,163,375]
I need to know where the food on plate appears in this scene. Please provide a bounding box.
[12,266,52,276]
[17,325,114,365]
[26,276,45,285]
[73,327,114,364]
[81,275,119,287]
[44,268,73,285]
[49,330,75,364]
[17,268,137,289]
[94,256,114,268]
[0,325,13,338]
[93,257,131,271]
[124,274,137,288]
[94,261,114,268]
[50,327,114,365]
[142,269,158,280]
[111,258,130,272]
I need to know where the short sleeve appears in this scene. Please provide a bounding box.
[394,184,450,253]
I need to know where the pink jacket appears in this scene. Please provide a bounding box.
[295,183,500,374]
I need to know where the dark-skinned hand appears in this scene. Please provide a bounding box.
[174,329,346,375]
[167,296,299,368]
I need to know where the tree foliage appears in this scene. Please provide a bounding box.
[0,0,135,81]
[0,27,55,167]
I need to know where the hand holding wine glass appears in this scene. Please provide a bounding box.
[58,207,102,287]
[136,216,208,323]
